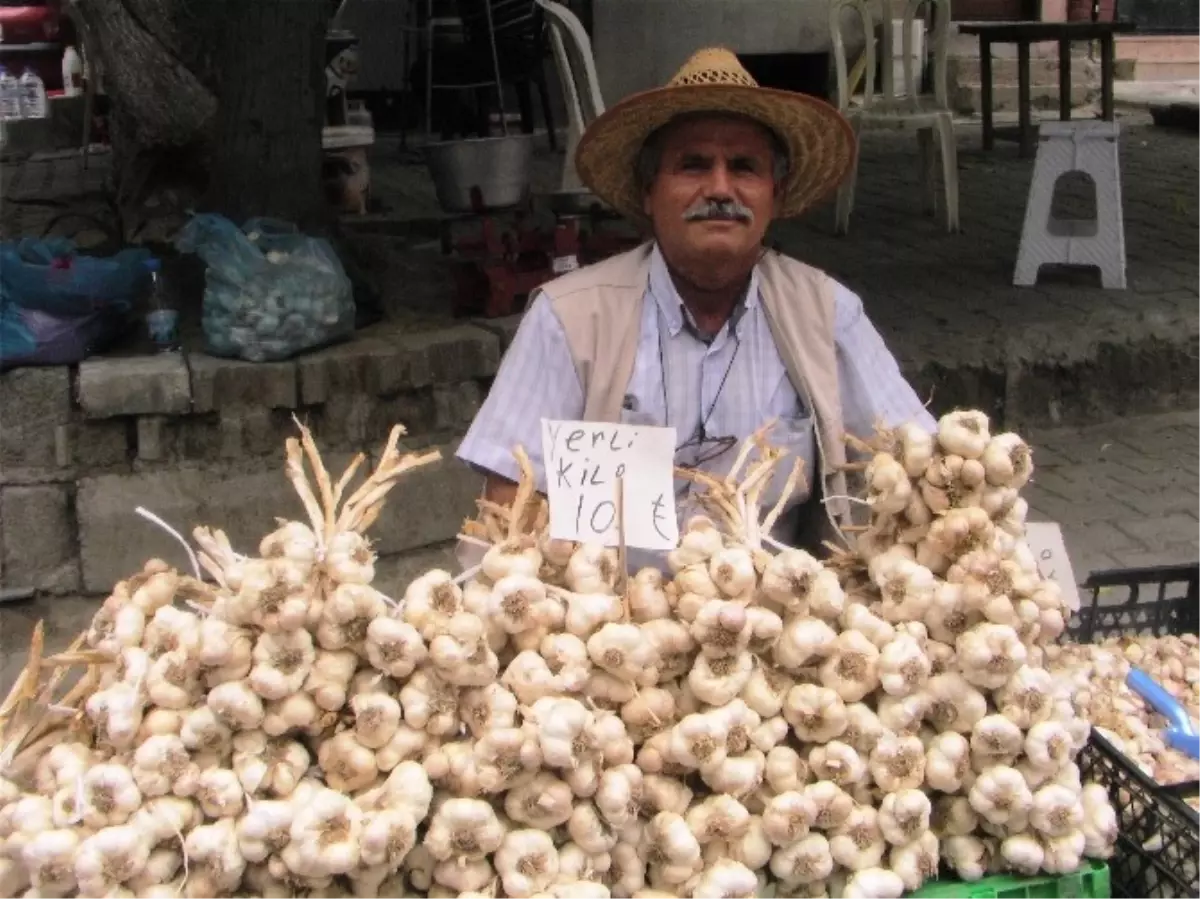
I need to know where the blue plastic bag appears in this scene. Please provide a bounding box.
[176,213,355,363]
[0,239,148,369]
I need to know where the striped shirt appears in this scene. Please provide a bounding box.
[457,244,934,558]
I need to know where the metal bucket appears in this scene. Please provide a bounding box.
[423,134,535,213]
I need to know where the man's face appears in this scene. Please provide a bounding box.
[642,115,780,281]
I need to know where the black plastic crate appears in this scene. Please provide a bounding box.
[1077,730,1198,899]
[1066,563,1199,644]
[1066,563,1200,899]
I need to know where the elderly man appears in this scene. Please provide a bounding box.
[457,47,933,552]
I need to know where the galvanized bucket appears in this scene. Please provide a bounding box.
[422,134,535,213]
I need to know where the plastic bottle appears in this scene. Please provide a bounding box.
[61,46,83,98]
[0,68,22,122]
[18,69,47,119]
[144,259,180,352]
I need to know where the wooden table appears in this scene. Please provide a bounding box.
[957,20,1136,157]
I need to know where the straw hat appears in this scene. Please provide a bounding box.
[576,47,856,225]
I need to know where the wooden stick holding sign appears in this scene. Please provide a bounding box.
[615,476,631,618]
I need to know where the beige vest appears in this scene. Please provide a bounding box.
[539,242,853,548]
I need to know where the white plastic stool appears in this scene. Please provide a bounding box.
[1014,121,1126,289]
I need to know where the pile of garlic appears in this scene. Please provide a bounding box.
[632,411,1121,896]
[1045,634,1199,788]
[0,411,1122,899]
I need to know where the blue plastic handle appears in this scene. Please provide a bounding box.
[1127,667,1200,760]
[1166,731,1200,759]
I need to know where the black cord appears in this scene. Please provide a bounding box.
[659,313,742,454]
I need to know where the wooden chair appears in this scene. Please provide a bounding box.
[830,0,960,233]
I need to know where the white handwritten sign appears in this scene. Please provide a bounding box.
[1025,521,1081,611]
[541,420,679,551]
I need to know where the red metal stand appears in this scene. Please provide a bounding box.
[443,203,641,318]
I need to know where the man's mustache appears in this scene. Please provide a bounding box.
[683,198,754,223]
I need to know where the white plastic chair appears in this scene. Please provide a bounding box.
[534,0,605,191]
[830,0,959,233]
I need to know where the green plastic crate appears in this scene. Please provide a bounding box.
[907,860,1111,899]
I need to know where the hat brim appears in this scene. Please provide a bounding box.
[575,83,857,226]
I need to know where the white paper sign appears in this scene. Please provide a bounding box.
[1025,521,1081,611]
[541,420,679,551]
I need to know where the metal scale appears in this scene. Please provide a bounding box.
[441,191,640,318]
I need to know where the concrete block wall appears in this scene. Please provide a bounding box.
[0,319,518,596]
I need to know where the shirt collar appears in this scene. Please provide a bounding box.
[648,242,761,340]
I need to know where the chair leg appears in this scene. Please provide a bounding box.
[918,128,938,219]
[536,70,558,151]
[835,130,861,235]
[935,115,960,233]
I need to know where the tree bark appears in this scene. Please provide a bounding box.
[202,0,330,231]
[69,0,329,232]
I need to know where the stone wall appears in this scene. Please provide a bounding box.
[0,320,516,596]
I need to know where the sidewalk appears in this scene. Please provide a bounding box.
[1,409,1194,695]
[1023,410,1199,577]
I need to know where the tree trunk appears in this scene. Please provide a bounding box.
[203,0,330,231]
[69,0,329,233]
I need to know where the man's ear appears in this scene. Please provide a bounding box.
[642,190,654,218]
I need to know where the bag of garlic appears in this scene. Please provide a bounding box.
[0,410,1127,899]
[176,213,356,363]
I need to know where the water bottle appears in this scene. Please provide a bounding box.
[18,69,47,120]
[0,68,22,122]
[144,259,180,352]
[61,47,84,98]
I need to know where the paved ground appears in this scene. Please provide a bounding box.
[1023,410,1199,576]
[1,408,1194,695]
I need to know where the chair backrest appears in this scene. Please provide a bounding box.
[535,0,605,135]
[830,0,952,110]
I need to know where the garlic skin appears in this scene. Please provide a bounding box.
[769,832,833,887]
[969,765,1033,826]
[878,790,931,846]
[937,411,991,460]
[956,623,1027,690]
[784,685,849,743]
[869,734,926,793]
[496,829,560,897]
[283,787,363,877]
[925,731,971,793]
[75,825,152,897]
[820,631,881,703]
[1000,833,1044,875]
[830,805,886,871]
[878,633,931,697]
[889,831,939,891]
[691,858,758,898]
[942,834,995,881]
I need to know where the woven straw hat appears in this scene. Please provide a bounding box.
[576,47,856,225]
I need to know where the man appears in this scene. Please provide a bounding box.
[457,47,934,552]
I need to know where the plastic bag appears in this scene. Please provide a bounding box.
[176,213,355,363]
[0,239,146,369]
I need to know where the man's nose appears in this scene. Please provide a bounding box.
[703,162,735,199]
